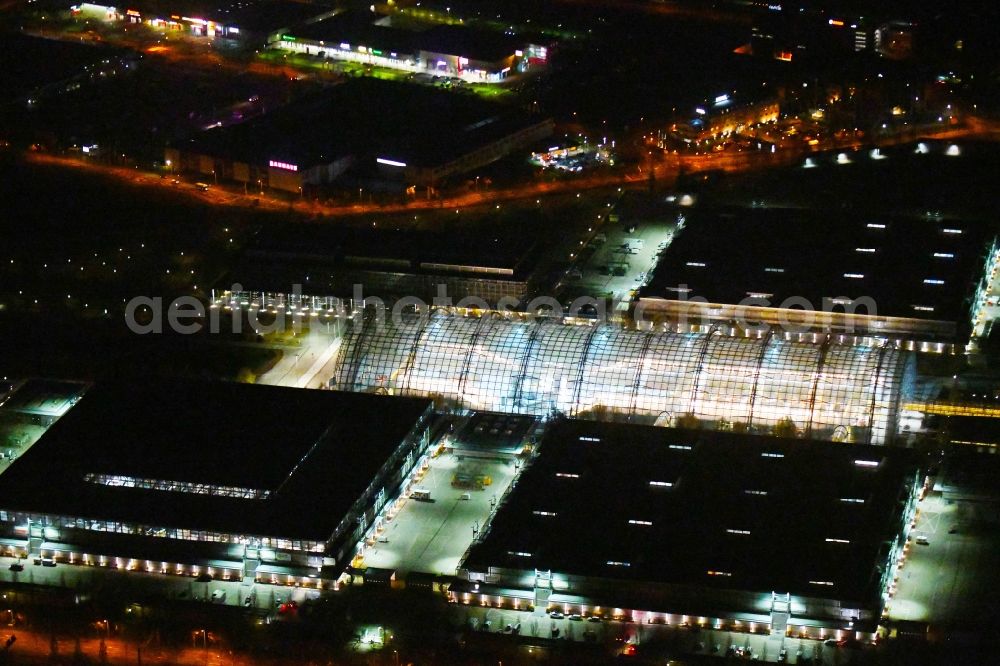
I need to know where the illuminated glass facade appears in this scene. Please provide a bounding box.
[83,474,271,500]
[331,313,914,444]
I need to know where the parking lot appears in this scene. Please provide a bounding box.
[362,452,519,576]
[563,216,675,306]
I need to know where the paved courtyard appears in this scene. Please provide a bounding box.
[363,452,519,576]
[887,492,1000,625]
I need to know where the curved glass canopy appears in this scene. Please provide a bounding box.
[330,313,913,444]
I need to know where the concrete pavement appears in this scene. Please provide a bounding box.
[887,493,1000,626]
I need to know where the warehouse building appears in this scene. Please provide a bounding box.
[270,10,548,82]
[637,206,995,347]
[165,78,553,191]
[71,0,335,45]
[330,311,915,445]
[0,380,433,587]
[454,418,923,639]
[666,97,780,143]
[213,222,539,310]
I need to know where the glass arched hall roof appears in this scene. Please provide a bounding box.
[330,313,913,444]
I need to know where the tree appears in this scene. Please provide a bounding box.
[772,417,799,439]
[235,367,256,384]
[676,413,701,430]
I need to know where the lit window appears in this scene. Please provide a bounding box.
[867,223,886,229]
[686,261,707,268]
[628,519,653,526]
[855,248,876,253]
[923,279,945,285]
[761,452,784,459]
[706,570,732,577]
[555,472,580,479]
[933,252,954,259]
[532,510,557,517]
[912,305,934,312]
[854,459,880,468]
[607,560,631,567]
[764,267,785,273]
[83,473,270,499]
[726,528,751,536]
[579,436,601,442]
[825,538,850,544]
[840,497,866,504]
[744,489,768,496]
[844,273,864,279]
[942,228,963,234]
[508,551,532,558]
[649,480,674,488]
[809,580,835,586]
[669,444,693,451]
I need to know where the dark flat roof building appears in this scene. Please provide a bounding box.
[290,10,421,56]
[215,222,540,309]
[74,0,335,44]
[457,418,922,636]
[0,380,433,584]
[416,24,526,64]
[638,204,994,345]
[166,78,553,191]
[272,10,544,81]
[0,32,133,107]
